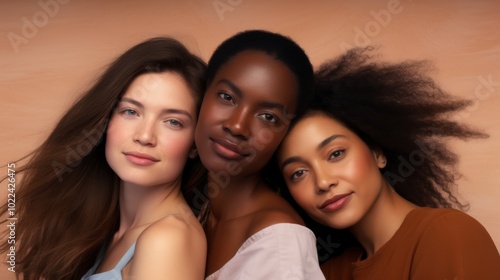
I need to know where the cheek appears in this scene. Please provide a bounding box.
[104,119,126,169]
[198,96,220,121]
[289,183,315,210]
[104,118,122,152]
[194,115,205,141]
[260,127,284,144]
[198,101,210,120]
[344,151,378,183]
[160,130,195,158]
[251,125,288,158]
[252,131,278,155]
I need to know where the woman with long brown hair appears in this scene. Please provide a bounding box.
[1,37,207,279]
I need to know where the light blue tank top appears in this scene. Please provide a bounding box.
[81,243,136,280]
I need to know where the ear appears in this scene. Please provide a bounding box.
[372,148,387,169]
[188,146,198,159]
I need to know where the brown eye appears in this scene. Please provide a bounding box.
[258,113,279,123]
[291,169,307,180]
[218,92,233,103]
[329,150,345,160]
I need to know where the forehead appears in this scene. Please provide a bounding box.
[124,72,196,109]
[213,50,299,110]
[293,114,349,136]
[279,114,354,155]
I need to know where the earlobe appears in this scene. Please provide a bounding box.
[188,146,198,159]
[378,157,387,168]
[373,149,387,168]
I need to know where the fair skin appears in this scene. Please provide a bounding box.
[100,71,206,279]
[194,50,303,275]
[278,113,416,257]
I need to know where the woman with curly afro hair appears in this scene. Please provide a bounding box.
[277,47,500,279]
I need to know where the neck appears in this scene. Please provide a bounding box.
[207,171,264,222]
[349,183,417,257]
[116,179,186,238]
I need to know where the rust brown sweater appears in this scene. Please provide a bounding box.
[321,207,500,279]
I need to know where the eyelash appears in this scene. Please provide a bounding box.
[218,92,234,103]
[288,149,345,181]
[329,149,345,160]
[120,108,138,116]
[165,119,184,128]
[259,113,280,124]
[217,91,282,124]
[119,108,184,128]
[290,169,307,180]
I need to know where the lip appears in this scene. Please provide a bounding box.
[123,151,160,166]
[319,193,352,212]
[210,137,249,160]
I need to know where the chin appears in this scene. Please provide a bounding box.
[317,215,358,230]
[118,173,167,187]
[198,158,224,173]
[121,178,153,187]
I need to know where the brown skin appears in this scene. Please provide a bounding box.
[278,113,417,259]
[194,50,304,276]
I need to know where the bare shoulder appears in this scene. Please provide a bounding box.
[130,212,206,279]
[137,212,206,252]
[246,190,304,237]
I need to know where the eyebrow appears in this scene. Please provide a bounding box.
[216,79,242,97]
[120,97,193,119]
[281,156,304,171]
[318,134,345,150]
[216,79,288,115]
[281,134,346,170]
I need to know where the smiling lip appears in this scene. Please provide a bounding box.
[210,137,249,160]
[320,193,352,212]
[123,152,160,166]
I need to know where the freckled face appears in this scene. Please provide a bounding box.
[277,114,387,229]
[195,50,298,177]
[105,72,197,187]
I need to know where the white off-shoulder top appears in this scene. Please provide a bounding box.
[205,223,325,280]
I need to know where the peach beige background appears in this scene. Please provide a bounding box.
[1,0,499,275]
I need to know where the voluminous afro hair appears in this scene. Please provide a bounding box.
[310,47,488,209]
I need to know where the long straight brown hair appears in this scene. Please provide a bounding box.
[0,37,207,280]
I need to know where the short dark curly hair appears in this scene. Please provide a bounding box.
[206,29,314,116]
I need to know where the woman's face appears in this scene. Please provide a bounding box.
[106,72,198,187]
[277,113,387,229]
[195,50,298,178]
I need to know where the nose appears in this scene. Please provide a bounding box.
[133,119,157,146]
[314,163,337,193]
[222,106,251,140]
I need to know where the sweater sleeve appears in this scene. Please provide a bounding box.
[411,211,500,279]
